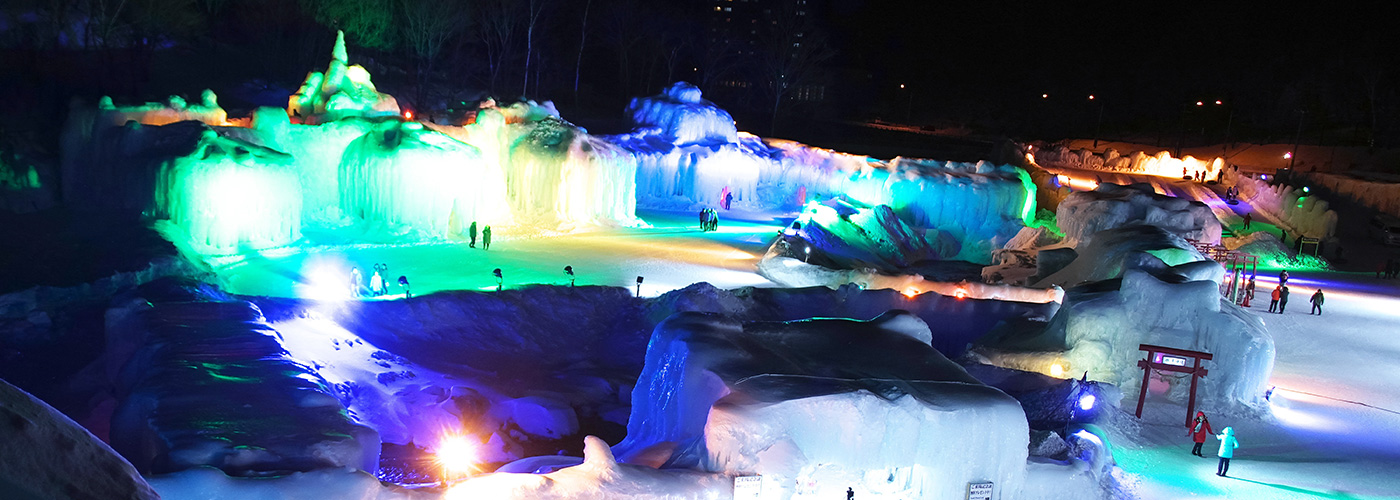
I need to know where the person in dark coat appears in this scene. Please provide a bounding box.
[1188,411,1214,456]
[1310,289,1325,315]
[698,209,707,231]
[482,225,492,250]
[469,221,478,248]
[1278,285,1290,313]
[1242,213,1252,230]
[398,275,411,299]
[1278,269,1289,285]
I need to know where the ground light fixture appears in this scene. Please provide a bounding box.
[493,268,503,291]
[436,435,477,484]
[636,276,644,296]
[564,265,575,286]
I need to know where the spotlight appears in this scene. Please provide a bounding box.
[1078,393,1097,411]
[436,434,476,478]
[1050,363,1065,378]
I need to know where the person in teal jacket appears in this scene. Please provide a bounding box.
[1216,426,1240,476]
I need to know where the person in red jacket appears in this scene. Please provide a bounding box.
[1188,411,1214,456]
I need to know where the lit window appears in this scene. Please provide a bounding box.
[724,7,731,11]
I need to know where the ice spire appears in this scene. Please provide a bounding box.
[332,30,348,64]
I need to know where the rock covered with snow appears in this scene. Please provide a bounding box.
[1,378,159,500]
[1057,183,1221,246]
[615,310,1028,497]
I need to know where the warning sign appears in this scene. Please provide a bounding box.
[967,481,994,500]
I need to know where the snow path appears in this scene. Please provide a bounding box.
[216,209,786,298]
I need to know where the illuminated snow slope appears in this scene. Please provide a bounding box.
[615,311,1029,499]
[1034,146,1222,181]
[109,300,380,476]
[1229,172,1336,240]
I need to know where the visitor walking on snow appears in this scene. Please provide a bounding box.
[482,225,492,250]
[1310,289,1325,315]
[1278,285,1290,313]
[1269,285,1281,313]
[1216,427,1240,477]
[698,209,707,231]
[1278,269,1289,285]
[369,264,386,297]
[469,221,478,248]
[1242,213,1252,230]
[350,267,364,297]
[1188,411,1214,456]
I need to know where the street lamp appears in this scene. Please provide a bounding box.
[900,84,913,122]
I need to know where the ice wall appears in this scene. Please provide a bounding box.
[339,120,489,236]
[1033,145,1222,181]
[1056,183,1221,246]
[153,128,302,253]
[1230,173,1336,239]
[617,83,1033,262]
[616,311,1028,497]
[95,90,229,127]
[288,31,400,123]
[1295,171,1400,219]
[248,108,375,223]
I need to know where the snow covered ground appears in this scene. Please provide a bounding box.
[214,208,783,299]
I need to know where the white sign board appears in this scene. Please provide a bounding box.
[967,481,994,500]
[734,476,763,500]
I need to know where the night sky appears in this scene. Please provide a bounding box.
[0,0,1394,146]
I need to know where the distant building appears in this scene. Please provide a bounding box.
[704,0,826,102]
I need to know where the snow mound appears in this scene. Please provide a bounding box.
[1,378,159,500]
[615,310,1028,497]
[625,82,738,146]
[148,465,431,500]
[1057,183,1221,246]
[288,31,400,123]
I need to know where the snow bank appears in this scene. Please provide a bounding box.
[1230,173,1336,239]
[446,436,733,500]
[110,300,380,475]
[1056,183,1221,246]
[1,378,159,500]
[148,466,431,500]
[288,31,400,123]
[1034,146,1222,181]
[615,311,1029,498]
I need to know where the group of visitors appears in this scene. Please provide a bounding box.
[468,221,493,250]
[1187,412,1241,477]
[699,208,720,231]
[1378,258,1400,279]
[1267,269,1325,314]
[349,264,410,298]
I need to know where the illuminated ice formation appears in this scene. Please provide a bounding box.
[1296,171,1400,219]
[981,223,1274,410]
[339,120,488,236]
[1034,146,1223,181]
[154,128,302,253]
[1056,183,1222,245]
[288,31,400,123]
[250,108,374,223]
[615,311,1029,498]
[96,90,229,127]
[1230,173,1336,239]
[618,83,1033,261]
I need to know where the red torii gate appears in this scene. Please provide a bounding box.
[1135,344,1212,427]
